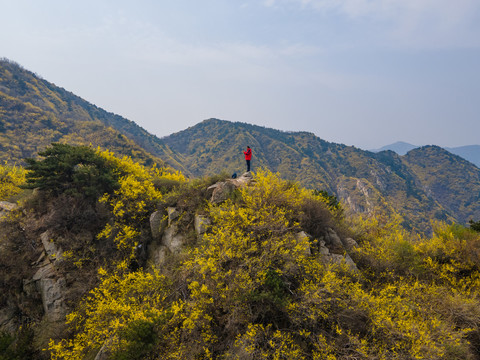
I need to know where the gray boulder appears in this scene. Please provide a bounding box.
[318,240,330,256]
[150,211,167,241]
[194,215,211,236]
[162,225,186,254]
[327,253,358,272]
[294,231,312,255]
[343,237,358,250]
[0,201,17,211]
[208,172,254,204]
[323,228,344,253]
[31,260,67,322]
[208,181,237,204]
[0,201,17,219]
[167,207,180,226]
[40,231,63,262]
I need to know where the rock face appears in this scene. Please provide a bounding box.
[149,244,170,267]
[25,231,68,322]
[322,228,345,254]
[149,209,214,267]
[40,231,63,262]
[148,207,192,266]
[37,277,68,322]
[343,237,358,251]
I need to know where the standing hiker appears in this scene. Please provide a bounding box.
[243,146,252,172]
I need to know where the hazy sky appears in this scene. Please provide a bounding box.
[1,0,479,149]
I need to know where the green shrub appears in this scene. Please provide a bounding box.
[23,143,119,201]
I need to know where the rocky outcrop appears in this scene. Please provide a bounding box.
[150,211,167,241]
[162,225,185,254]
[322,228,345,254]
[295,231,312,256]
[40,231,63,262]
[208,172,254,204]
[161,207,186,254]
[167,207,180,225]
[343,237,358,251]
[298,229,358,272]
[148,207,190,266]
[149,209,213,267]
[194,215,211,236]
[0,201,18,219]
[208,181,237,204]
[37,277,68,322]
[23,231,68,322]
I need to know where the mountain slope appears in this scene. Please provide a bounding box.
[162,119,480,231]
[403,146,480,224]
[2,59,479,232]
[0,58,185,170]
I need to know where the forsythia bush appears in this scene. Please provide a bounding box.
[49,170,480,359]
[49,268,174,360]
[0,162,26,200]
[96,149,185,266]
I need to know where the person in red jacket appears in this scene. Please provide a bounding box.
[243,146,252,172]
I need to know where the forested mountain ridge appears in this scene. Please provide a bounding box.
[403,145,480,224]
[0,58,185,170]
[162,119,480,232]
[1,58,479,232]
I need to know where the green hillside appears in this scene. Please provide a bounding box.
[0,58,184,170]
[2,59,479,233]
[403,146,480,226]
[162,119,480,232]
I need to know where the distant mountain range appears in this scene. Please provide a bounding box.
[2,58,480,232]
[160,120,480,232]
[371,141,480,168]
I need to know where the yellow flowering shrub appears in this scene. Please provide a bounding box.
[0,162,26,200]
[47,169,480,359]
[96,149,185,265]
[49,268,175,360]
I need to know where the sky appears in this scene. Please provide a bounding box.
[1,0,479,149]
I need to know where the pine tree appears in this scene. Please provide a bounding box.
[23,143,119,200]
